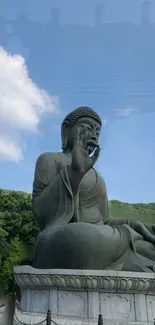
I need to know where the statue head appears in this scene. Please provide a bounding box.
[61,106,102,153]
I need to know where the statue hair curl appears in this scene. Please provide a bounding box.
[61,106,102,150]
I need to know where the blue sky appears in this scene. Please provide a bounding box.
[0,0,155,203]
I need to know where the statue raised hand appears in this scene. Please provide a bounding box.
[32,106,155,272]
[71,126,101,175]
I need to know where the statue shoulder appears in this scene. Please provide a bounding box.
[35,152,61,167]
[96,171,108,196]
[96,171,106,186]
[33,152,63,186]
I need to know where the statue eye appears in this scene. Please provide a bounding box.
[86,126,92,131]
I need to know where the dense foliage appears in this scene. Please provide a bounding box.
[110,200,155,224]
[0,189,39,292]
[0,188,154,292]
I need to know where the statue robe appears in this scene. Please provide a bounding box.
[32,152,155,271]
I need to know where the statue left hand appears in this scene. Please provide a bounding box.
[71,126,101,175]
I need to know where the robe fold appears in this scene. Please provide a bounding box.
[32,152,155,271]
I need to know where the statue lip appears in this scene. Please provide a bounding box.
[87,139,99,148]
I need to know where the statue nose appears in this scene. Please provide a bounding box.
[91,135,97,141]
[91,128,98,142]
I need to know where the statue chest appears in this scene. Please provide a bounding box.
[58,154,98,191]
[80,169,97,191]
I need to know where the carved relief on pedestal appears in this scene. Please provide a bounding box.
[100,293,135,321]
[58,291,87,318]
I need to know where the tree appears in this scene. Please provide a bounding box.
[0,188,154,292]
[1,237,31,291]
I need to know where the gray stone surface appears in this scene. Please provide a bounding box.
[13,266,155,324]
[31,106,155,272]
[14,265,155,293]
[13,309,153,325]
[0,305,5,323]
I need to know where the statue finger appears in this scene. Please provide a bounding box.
[91,147,101,164]
[79,128,86,147]
[74,126,84,147]
[73,127,81,147]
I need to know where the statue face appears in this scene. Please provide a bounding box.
[69,117,101,154]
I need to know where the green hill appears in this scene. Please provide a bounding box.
[0,188,154,292]
[110,200,155,224]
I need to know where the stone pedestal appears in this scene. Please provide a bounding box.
[13,266,155,325]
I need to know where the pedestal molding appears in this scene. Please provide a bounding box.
[14,266,155,293]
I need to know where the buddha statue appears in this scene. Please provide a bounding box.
[32,106,155,271]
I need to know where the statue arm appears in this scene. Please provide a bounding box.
[105,219,132,226]
[105,218,154,230]
[101,178,109,221]
[32,153,74,230]
[67,166,84,195]
[105,218,155,244]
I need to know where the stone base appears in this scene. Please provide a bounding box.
[13,310,152,325]
[13,266,155,325]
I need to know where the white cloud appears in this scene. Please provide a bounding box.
[102,118,108,127]
[117,107,138,118]
[0,136,23,162]
[0,47,59,162]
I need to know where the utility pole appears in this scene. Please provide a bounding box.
[98,314,103,325]
[46,309,51,325]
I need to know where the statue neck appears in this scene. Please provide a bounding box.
[62,148,72,155]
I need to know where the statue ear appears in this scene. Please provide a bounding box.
[61,121,69,149]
